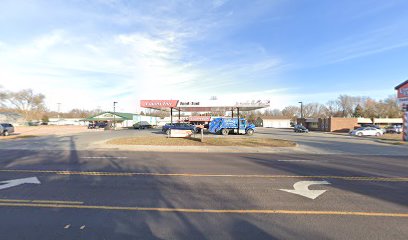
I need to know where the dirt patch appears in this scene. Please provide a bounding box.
[0,135,39,140]
[107,136,296,147]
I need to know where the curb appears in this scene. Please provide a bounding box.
[90,141,299,153]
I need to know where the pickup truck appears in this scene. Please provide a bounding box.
[209,118,255,135]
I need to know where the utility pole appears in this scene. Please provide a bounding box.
[113,101,118,130]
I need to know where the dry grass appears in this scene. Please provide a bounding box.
[377,134,404,140]
[374,134,407,145]
[107,136,296,147]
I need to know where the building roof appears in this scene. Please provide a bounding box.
[395,79,408,90]
[82,112,134,121]
[140,99,270,112]
[259,116,291,120]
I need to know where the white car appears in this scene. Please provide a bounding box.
[350,127,384,137]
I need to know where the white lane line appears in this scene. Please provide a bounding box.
[81,157,128,159]
[64,224,70,229]
[80,225,86,230]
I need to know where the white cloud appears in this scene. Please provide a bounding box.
[0,1,287,113]
[212,0,229,8]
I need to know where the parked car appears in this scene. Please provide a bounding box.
[361,124,386,134]
[350,127,383,137]
[294,124,309,133]
[28,121,40,126]
[88,122,108,129]
[133,121,152,129]
[162,123,198,135]
[0,123,15,136]
[385,125,402,134]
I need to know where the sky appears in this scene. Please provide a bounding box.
[0,0,407,113]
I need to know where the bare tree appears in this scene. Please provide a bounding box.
[281,106,299,121]
[0,85,7,108]
[362,97,378,119]
[6,89,46,120]
[336,95,360,117]
[266,109,283,116]
[377,96,401,118]
[325,100,341,117]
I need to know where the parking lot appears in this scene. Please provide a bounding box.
[1,126,407,154]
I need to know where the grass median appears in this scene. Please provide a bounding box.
[107,136,296,147]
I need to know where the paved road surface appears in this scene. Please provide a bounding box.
[0,148,407,239]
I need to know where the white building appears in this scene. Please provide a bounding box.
[48,118,88,126]
[259,117,292,128]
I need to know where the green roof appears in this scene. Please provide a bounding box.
[82,112,134,121]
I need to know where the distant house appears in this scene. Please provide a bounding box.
[256,117,292,128]
[0,112,25,125]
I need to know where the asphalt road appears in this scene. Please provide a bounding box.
[0,129,407,239]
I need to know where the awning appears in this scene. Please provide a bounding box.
[140,99,270,112]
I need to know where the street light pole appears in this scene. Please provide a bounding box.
[113,101,118,130]
[298,101,303,119]
[57,103,61,123]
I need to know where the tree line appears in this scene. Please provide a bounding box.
[1,86,401,122]
[0,86,103,121]
[244,95,401,122]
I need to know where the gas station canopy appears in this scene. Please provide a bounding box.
[140,99,270,112]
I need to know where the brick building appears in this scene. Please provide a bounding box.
[298,117,359,132]
[298,117,402,132]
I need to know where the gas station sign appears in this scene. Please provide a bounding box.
[140,100,179,108]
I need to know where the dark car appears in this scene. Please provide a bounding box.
[385,125,402,134]
[0,123,15,136]
[162,123,198,134]
[294,124,309,133]
[88,122,108,129]
[133,121,152,129]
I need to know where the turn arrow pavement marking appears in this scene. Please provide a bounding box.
[0,177,41,190]
[279,181,331,200]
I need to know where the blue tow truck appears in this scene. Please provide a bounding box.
[209,118,255,136]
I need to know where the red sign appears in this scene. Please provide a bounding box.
[140,100,179,108]
[189,116,211,122]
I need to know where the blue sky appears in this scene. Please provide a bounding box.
[0,0,407,112]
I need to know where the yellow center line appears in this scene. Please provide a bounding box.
[0,198,83,205]
[0,169,407,181]
[0,202,406,217]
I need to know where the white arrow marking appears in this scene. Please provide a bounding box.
[0,177,41,190]
[279,181,330,199]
